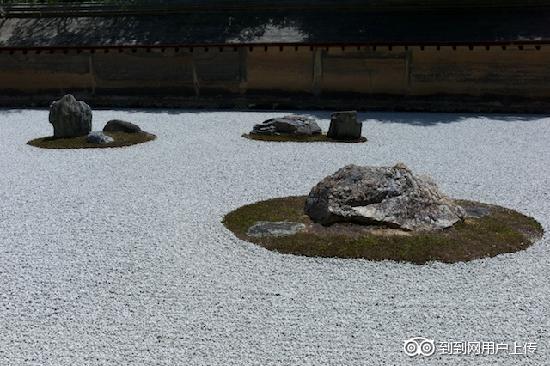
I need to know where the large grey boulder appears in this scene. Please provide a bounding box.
[86,131,114,144]
[103,119,142,133]
[251,115,321,136]
[327,111,362,141]
[49,95,92,138]
[304,163,466,231]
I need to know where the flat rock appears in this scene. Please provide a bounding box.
[247,221,306,237]
[327,111,363,141]
[103,119,142,133]
[251,115,321,136]
[86,131,114,144]
[49,94,92,138]
[304,163,466,231]
[463,205,492,218]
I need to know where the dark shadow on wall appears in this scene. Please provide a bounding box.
[0,109,27,115]
[103,109,550,125]
[1,105,547,126]
[1,12,298,47]
[297,112,550,126]
[360,113,550,126]
[3,8,550,47]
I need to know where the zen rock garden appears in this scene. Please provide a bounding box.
[224,163,542,264]
[27,94,156,149]
[21,100,545,265]
[23,98,544,265]
[243,111,367,142]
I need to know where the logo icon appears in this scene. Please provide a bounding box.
[403,337,436,357]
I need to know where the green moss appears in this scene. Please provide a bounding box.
[27,131,156,149]
[242,133,367,143]
[223,196,543,264]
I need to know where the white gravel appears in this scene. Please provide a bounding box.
[0,109,549,365]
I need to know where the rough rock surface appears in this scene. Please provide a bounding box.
[251,115,321,136]
[327,111,362,140]
[86,131,114,144]
[103,119,142,133]
[305,163,466,231]
[49,94,92,138]
[247,221,306,237]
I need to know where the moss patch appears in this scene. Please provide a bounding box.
[223,196,543,264]
[242,133,367,143]
[28,132,156,149]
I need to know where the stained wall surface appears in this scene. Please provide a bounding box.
[1,45,549,111]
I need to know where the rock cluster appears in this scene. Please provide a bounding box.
[304,163,465,231]
[251,115,321,136]
[49,95,92,138]
[327,111,363,141]
[45,95,151,147]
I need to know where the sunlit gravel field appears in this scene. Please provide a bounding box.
[0,109,549,365]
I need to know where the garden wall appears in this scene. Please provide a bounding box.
[1,45,550,112]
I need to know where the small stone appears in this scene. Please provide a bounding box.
[393,162,409,171]
[86,131,114,144]
[247,221,306,237]
[327,111,362,141]
[251,115,321,136]
[49,94,92,138]
[103,119,142,133]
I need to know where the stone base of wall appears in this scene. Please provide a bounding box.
[1,93,549,114]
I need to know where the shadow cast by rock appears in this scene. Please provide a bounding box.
[28,131,156,149]
[242,133,367,143]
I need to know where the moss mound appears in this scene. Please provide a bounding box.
[28,131,156,149]
[242,133,367,143]
[223,196,543,264]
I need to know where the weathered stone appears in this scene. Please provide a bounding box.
[103,119,142,133]
[86,131,114,144]
[304,163,466,231]
[49,94,92,138]
[327,111,362,141]
[247,221,306,237]
[251,115,321,136]
[463,205,491,218]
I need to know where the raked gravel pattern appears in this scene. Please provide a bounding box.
[0,109,549,366]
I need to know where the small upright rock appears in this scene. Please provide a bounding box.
[251,115,321,136]
[305,163,465,231]
[49,95,92,138]
[103,119,142,133]
[86,131,114,144]
[327,111,362,141]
